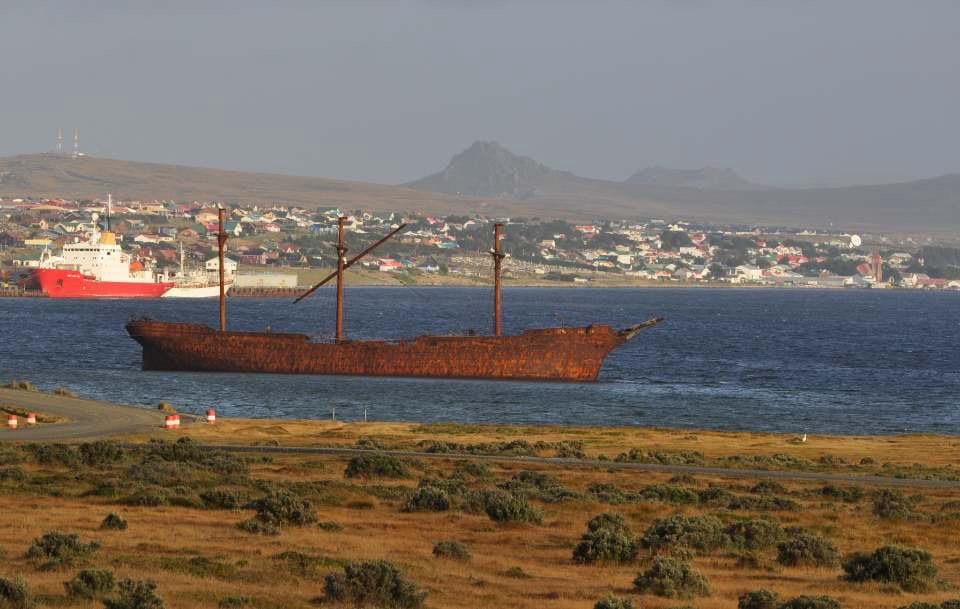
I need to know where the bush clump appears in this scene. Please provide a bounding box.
[344,453,409,478]
[751,480,787,495]
[738,590,780,609]
[640,514,726,554]
[433,540,470,561]
[778,596,841,609]
[200,489,249,511]
[725,519,785,551]
[64,569,116,599]
[323,560,426,609]
[402,485,450,512]
[100,513,128,531]
[872,489,917,520]
[239,490,317,534]
[478,489,542,524]
[842,545,939,592]
[25,531,100,570]
[218,597,251,609]
[499,470,579,503]
[776,529,839,568]
[633,556,709,598]
[104,579,164,609]
[79,441,127,467]
[0,466,26,482]
[820,484,864,503]
[0,576,34,609]
[595,597,634,609]
[573,513,638,564]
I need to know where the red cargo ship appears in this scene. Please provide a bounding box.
[33,268,172,299]
[31,226,173,299]
[126,212,661,382]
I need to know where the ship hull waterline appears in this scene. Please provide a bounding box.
[126,319,661,382]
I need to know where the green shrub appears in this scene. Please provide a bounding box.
[727,494,800,512]
[501,566,530,579]
[64,569,115,599]
[751,480,787,495]
[778,596,841,609]
[402,486,450,512]
[587,482,634,504]
[842,545,939,592]
[725,519,785,551]
[0,467,26,482]
[896,604,940,609]
[872,489,917,520]
[499,471,579,503]
[318,521,344,532]
[640,514,726,554]
[0,576,34,609]
[218,597,251,609]
[104,579,164,609]
[738,589,779,609]
[595,597,634,609]
[79,441,127,467]
[776,529,839,567]
[941,601,960,609]
[668,474,697,485]
[25,531,100,570]
[573,513,638,564]
[52,386,77,397]
[121,487,169,507]
[246,490,317,529]
[637,484,700,504]
[820,485,864,503]
[344,453,409,478]
[323,560,426,609]
[479,489,542,524]
[433,540,470,561]
[633,556,710,599]
[100,513,128,531]
[697,486,736,506]
[26,444,80,467]
[272,551,337,577]
[144,438,247,476]
[200,489,249,510]
[453,460,492,480]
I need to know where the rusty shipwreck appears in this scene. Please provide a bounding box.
[126,210,662,382]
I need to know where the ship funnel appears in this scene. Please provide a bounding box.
[99,232,117,246]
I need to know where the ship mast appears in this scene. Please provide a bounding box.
[492,223,504,337]
[217,207,228,332]
[335,216,348,343]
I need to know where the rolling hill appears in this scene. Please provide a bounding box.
[1,148,958,231]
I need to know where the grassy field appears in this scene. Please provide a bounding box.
[1,421,958,609]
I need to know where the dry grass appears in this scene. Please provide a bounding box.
[135,418,960,472]
[0,429,958,609]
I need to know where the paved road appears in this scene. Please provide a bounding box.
[0,388,165,441]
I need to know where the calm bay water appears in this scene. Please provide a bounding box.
[1,287,957,435]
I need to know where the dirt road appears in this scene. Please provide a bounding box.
[0,388,164,441]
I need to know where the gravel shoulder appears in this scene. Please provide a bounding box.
[0,388,165,441]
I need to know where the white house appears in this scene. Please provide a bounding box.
[205,257,238,275]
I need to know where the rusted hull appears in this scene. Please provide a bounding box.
[125,320,656,382]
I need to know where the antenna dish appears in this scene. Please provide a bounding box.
[850,234,862,247]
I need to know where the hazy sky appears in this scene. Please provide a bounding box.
[2,1,959,187]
